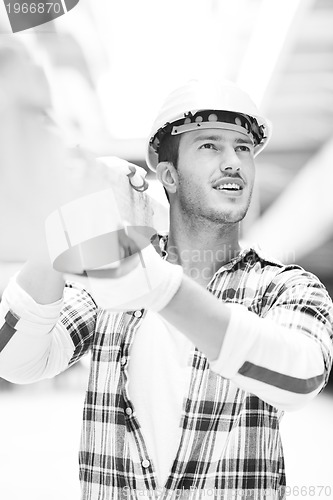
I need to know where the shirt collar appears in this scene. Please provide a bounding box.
[157,234,261,272]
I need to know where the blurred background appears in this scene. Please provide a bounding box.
[0,0,332,499]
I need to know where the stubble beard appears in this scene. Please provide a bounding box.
[177,180,252,227]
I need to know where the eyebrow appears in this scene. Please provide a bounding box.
[192,134,254,145]
[235,137,254,145]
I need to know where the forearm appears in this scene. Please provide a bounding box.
[16,234,65,304]
[160,273,231,360]
[0,262,23,296]
[210,304,326,410]
[17,260,65,304]
[160,274,329,410]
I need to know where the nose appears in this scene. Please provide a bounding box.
[219,146,241,172]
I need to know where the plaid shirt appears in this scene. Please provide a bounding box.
[1,246,332,500]
[58,246,332,500]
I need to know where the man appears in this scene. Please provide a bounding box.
[0,79,332,500]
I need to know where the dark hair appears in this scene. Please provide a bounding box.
[158,133,181,168]
[158,133,181,202]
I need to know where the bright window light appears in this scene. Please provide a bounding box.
[237,0,304,107]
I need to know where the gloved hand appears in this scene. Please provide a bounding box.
[67,240,183,312]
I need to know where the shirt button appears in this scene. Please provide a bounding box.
[125,407,132,416]
[134,310,142,318]
[141,459,150,468]
[120,356,127,366]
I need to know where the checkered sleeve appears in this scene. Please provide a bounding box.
[210,268,333,410]
[60,280,98,367]
[0,276,97,383]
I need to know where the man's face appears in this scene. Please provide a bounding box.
[173,128,256,224]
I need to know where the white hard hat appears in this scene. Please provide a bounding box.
[146,79,271,171]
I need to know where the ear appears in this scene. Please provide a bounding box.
[156,161,178,196]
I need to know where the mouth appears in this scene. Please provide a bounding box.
[212,178,244,195]
[214,182,242,192]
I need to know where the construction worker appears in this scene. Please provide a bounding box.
[0,79,332,500]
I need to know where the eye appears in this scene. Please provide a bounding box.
[235,145,253,153]
[199,143,217,150]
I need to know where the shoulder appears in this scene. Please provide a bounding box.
[241,245,323,285]
[227,245,306,289]
[245,247,332,322]
[257,247,324,285]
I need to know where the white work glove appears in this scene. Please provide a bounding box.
[67,242,183,313]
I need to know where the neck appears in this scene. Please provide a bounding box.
[166,210,241,286]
